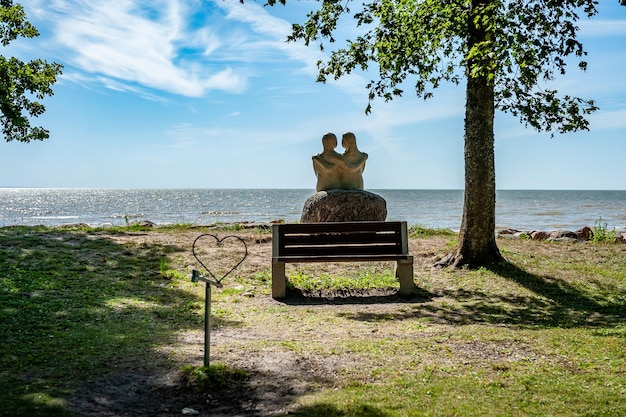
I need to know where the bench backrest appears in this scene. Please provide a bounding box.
[272,221,409,258]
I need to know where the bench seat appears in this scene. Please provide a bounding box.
[271,221,414,298]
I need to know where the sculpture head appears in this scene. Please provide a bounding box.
[342,132,357,150]
[322,132,338,151]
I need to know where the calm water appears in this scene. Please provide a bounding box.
[1,188,625,231]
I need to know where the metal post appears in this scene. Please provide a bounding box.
[191,233,248,368]
[204,283,211,368]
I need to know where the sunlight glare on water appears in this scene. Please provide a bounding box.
[0,188,624,231]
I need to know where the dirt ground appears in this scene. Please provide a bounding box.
[65,227,463,417]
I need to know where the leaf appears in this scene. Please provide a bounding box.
[0,2,63,142]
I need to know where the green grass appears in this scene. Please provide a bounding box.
[0,227,203,416]
[180,363,249,391]
[288,267,398,292]
[408,225,456,238]
[1,225,625,416]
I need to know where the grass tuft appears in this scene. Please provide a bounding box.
[180,364,249,391]
[409,225,456,238]
[592,218,617,243]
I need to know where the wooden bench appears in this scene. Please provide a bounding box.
[271,221,414,298]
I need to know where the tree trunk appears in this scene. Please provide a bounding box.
[437,0,503,268]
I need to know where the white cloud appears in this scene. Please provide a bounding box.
[29,0,247,97]
[580,20,626,36]
[25,0,386,104]
[588,108,626,130]
[216,2,321,72]
[58,70,170,102]
[215,1,371,97]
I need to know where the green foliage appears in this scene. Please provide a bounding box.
[210,222,249,231]
[409,225,456,238]
[159,256,170,273]
[0,1,62,142]
[592,218,617,243]
[253,270,271,284]
[288,268,397,291]
[282,0,598,133]
[158,256,188,279]
[446,236,458,249]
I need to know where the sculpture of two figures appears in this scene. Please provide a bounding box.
[312,132,368,192]
[303,131,385,222]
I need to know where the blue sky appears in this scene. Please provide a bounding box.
[2,0,626,190]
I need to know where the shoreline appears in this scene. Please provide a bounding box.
[2,188,625,231]
[2,221,625,243]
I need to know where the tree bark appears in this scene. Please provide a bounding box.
[438,0,504,268]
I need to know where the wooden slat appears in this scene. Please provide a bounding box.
[274,254,410,262]
[280,243,401,257]
[278,221,401,234]
[281,232,399,247]
[272,221,409,259]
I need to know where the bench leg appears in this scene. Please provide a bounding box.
[395,257,414,295]
[272,260,286,298]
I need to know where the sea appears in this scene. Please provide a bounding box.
[1,188,625,232]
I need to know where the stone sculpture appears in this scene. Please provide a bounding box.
[303,131,386,223]
[312,133,344,192]
[312,131,368,192]
[340,132,368,190]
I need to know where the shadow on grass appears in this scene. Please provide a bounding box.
[161,363,388,416]
[0,227,241,417]
[280,286,434,306]
[488,261,625,323]
[289,403,390,416]
[334,261,625,329]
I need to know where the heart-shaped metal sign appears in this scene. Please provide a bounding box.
[192,234,248,285]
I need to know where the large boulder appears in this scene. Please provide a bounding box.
[301,190,387,223]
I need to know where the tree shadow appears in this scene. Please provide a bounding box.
[0,227,242,417]
[289,403,390,417]
[144,363,389,417]
[278,286,434,306]
[488,261,622,311]
[335,261,625,329]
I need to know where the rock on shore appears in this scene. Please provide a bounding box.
[497,226,626,244]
